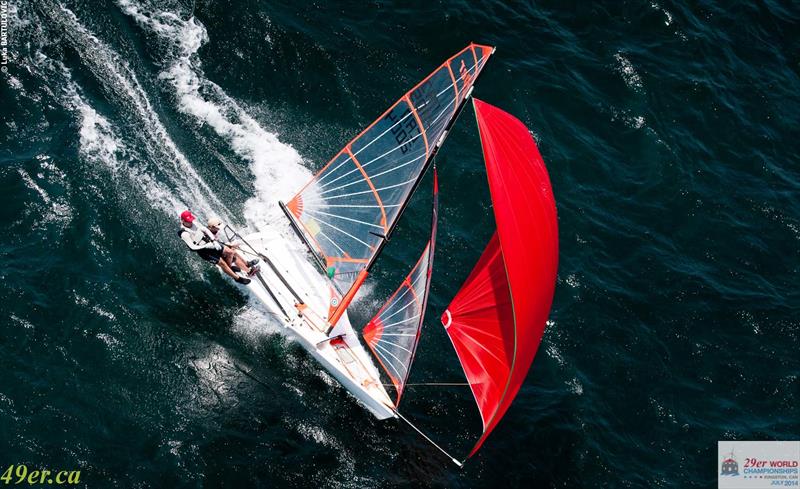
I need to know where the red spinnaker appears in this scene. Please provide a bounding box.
[441,98,558,457]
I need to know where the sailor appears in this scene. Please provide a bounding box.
[205,216,260,274]
[178,210,252,285]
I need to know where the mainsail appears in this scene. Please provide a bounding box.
[283,44,494,325]
[362,169,439,406]
[441,99,559,457]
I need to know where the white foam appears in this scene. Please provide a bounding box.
[566,377,584,395]
[650,2,674,26]
[18,31,196,223]
[96,332,121,349]
[74,89,184,216]
[9,314,35,330]
[609,105,647,130]
[18,26,202,229]
[614,53,644,92]
[7,76,23,90]
[231,304,282,340]
[116,0,312,232]
[47,4,228,220]
[17,167,73,233]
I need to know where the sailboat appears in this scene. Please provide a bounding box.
[229,43,559,464]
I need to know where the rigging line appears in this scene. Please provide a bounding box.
[377,338,414,354]
[380,274,427,322]
[303,208,384,230]
[371,343,405,380]
[431,59,482,99]
[316,229,347,256]
[344,152,427,186]
[316,90,459,192]
[393,410,463,468]
[314,204,403,209]
[380,288,414,319]
[313,215,373,248]
[302,177,417,202]
[331,79,460,189]
[383,269,427,314]
[424,91,460,130]
[318,130,427,189]
[383,382,470,387]
[318,152,426,196]
[380,314,421,330]
[314,60,482,187]
[373,342,409,375]
[315,109,417,186]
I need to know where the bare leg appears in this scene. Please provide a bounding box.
[224,245,251,274]
[233,251,250,273]
[221,247,235,267]
[216,258,240,281]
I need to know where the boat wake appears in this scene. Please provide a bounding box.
[116,0,313,232]
[10,1,387,472]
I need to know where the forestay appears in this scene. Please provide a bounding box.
[284,44,494,313]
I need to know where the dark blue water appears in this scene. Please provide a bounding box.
[2,1,798,487]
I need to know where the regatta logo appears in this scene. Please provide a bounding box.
[720,450,739,476]
[718,441,800,489]
[0,1,8,73]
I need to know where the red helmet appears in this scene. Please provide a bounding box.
[180,210,195,223]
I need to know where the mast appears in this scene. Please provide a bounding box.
[365,84,477,273]
[329,85,480,328]
[280,44,496,328]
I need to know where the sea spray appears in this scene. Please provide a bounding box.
[34,2,229,220]
[116,0,312,233]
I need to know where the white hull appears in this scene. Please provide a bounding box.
[239,232,395,420]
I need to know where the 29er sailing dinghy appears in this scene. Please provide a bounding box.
[229,44,559,464]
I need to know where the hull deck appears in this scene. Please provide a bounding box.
[239,232,395,420]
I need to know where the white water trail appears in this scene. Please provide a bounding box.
[39,2,228,221]
[116,0,312,233]
[39,51,194,228]
[116,0,333,343]
[114,3,386,408]
[76,92,185,217]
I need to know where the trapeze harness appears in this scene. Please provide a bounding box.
[178,224,223,265]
